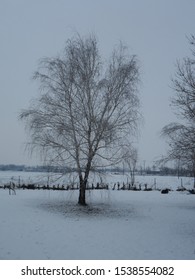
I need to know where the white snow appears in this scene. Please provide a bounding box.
[0,172,195,260]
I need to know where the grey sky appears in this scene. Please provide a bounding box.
[0,0,194,166]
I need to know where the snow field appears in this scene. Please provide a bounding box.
[0,184,195,260]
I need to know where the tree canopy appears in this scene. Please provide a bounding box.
[161,35,195,186]
[20,34,141,204]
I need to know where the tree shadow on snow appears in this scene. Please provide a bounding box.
[38,200,138,220]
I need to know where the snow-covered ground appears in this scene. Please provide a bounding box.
[0,171,195,260]
[0,170,194,190]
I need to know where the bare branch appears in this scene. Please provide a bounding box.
[20,34,141,204]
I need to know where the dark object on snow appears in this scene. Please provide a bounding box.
[161,188,170,194]
[188,189,195,194]
[143,187,153,191]
[177,187,187,191]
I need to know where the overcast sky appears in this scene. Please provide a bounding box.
[0,0,194,167]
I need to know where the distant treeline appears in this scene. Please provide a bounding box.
[0,164,55,172]
[144,166,193,177]
[0,164,193,177]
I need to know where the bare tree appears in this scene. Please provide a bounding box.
[20,34,140,205]
[161,35,195,187]
[123,144,138,186]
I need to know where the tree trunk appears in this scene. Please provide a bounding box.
[78,158,92,205]
[78,176,87,206]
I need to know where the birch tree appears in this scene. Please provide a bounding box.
[20,34,140,205]
[162,35,195,187]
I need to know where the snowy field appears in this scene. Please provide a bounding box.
[0,170,194,190]
[0,171,195,260]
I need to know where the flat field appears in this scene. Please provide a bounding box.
[0,172,194,260]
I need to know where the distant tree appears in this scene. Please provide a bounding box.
[123,144,138,186]
[20,34,141,205]
[161,35,195,187]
